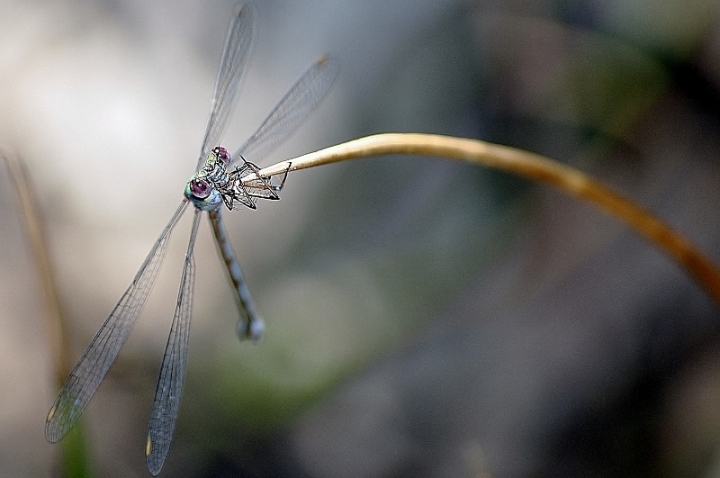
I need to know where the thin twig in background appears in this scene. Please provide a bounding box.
[3,152,71,383]
[243,133,720,307]
[2,152,90,477]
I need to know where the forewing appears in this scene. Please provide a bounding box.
[196,3,256,172]
[45,201,189,442]
[145,209,201,476]
[232,55,338,166]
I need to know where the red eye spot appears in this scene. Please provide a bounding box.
[190,178,211,198]
[213,146,230,164]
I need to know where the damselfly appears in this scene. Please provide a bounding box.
[44,4,337,475]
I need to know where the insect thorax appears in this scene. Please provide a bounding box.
[185,146,262,211]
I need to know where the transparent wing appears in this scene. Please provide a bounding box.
[196,3,256,172]
[146,209,201,476]
[45,200,189,443]
[231,55,339,166]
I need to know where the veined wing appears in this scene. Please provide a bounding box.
[145,209,201,476]
[45,200,190,442]
[196,3,256,172]
[232,55,338,167]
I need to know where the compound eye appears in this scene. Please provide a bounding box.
[189,178,211,199]
[213,146,230,164]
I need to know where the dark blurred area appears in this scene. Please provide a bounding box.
[2,0,720,476]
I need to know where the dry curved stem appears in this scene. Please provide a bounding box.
[4,153,92,475]
[3,153,72,384]
[242,132,720,307]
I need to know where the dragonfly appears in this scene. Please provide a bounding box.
[44,3,337,475]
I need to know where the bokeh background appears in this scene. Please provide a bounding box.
[2,0,720,476]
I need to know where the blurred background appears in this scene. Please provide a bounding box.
[2,0,720,476]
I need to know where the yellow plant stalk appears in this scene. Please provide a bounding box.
[243,133,720,306]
